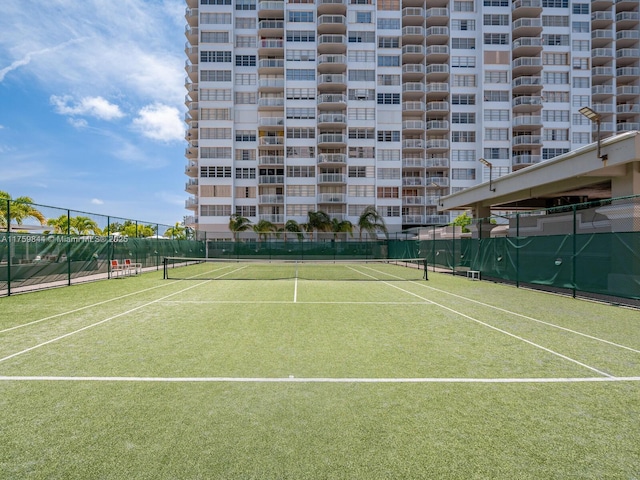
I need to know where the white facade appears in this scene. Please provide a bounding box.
[184,0,640,235]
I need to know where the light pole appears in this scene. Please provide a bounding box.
[479,158,496,192]
[579,106,608,161]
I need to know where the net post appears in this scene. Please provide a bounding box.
[162,257,168,280]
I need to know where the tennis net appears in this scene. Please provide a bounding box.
[163,257,426,281]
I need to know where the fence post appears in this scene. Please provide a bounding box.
[67,209,72,286]
[572,204,577,298]
[6,199,11,296]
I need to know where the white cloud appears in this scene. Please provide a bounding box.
[112,141,167,169]
[68,118,89,129]
[51,95,125,121]
[91,198,104,205]
[132,103,183,142]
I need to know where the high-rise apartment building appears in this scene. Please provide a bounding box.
[184,0,640,235]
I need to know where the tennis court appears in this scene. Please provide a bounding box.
[0,262,638,478]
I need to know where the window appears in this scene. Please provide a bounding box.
[543,72,569,84]
[452,150,476,161]
[200,185,232,198]
[377,93,400,104]
[286,146,315,157]
[201,32,230,43]
[235,0,256,10]
[484,0,508,5]
[376,187,399,198]
[349,146,375,158]
[287,185,315,197]
[572,58,589,70]
[201,108,232,120]
[572,3,588,14]
[483,148,509,160]
[572,77,589,88]
[377,74,400,86]
[451,112,476,124]
[484,71,508,83]
[542,0,568,6]
[201,128,232,139]
[451,56,476,67]
[200,166,232,177]
[453,74,476,87]
[484,109,509,121]
[202,0,231,4]
[235,35,256,47]
[287,166,315,177]
[543,34,569,46]
[542,15,568,26]
[235,168,256,179]
[235,149,256,161]
[201,51,232,63]
[377,18,400,29]
[286,69,315,80]
[452,168,476,180]
[543,129,569,141]
[484,33,508,45]
[348,50,376,62]
[543,53,569,65]
[287,88,315,99]
[572,95,590,107]
[234,92,256,104]
[378,55,400,67]
[378,36,400,48]
[348,89,375,100]
[200,70,231,82]
[452,19,476,30]
[349,70,376,81]
[572,21,589,32]
[453,0,474,11]
[349,166,372,178]
[572,40,589,51]
[201,147,233,159]
[573,132,590,143]
[483,14,508,26]
[234,187,255,199]
[542,148,569,159]
[376,168,400,179]
[235,55,256,66]
[201,205,232,217]
[377,130,400,142]
[452,94,475,105]
[286,30,315,42]
[379,206,400,217]
[451,131,476,142]
[484,91,509,102]
[235,17,255,29]
[349,128,375,139]
[452,38,476,49]
[377,0,400,9]
[234,73,256,85]
[286,49,315,61]
[286,127,315,139]
[288,11,314,22]
[235,130,256,141]
[200,89,232,101]
[356,11,372,23]
[378,149,400,161]
[572,113,590,125]
[542,110,569,122]
[348,31,375,43]
[485,128,509,140]
[286,107,315,118]
[544,91,569,103]
[235,206,256,217]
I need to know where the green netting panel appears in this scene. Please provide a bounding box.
[387,239,420,259]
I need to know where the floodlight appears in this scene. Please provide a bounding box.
[579,107,608,161]
[479,158,496,192]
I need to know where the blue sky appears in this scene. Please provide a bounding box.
[0,0,189,227]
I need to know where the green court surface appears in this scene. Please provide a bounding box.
[0,265,638,479]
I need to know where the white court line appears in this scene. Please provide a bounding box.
[0,375,638,384]
[361,264,640,355]
[294,277,298,303]
[0,281,211,365]
[353,265,615,378]
[158,300,432,305]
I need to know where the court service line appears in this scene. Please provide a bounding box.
[0,281,211,365]
[353,269,615,378]
[1,375,639,384]
[359,264,640,355]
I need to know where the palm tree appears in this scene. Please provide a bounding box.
[305,210,332,241]
[283,219,304,242]
[165,222,186,239]
[228,214,252,241]
[70,216,101,235]
[0,190,46,231]
[357,206,388,241]
[46,214,71,234]
[252,219,276,243]
[330,218,354,241]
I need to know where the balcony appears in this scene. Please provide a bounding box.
[317,193,346,203]
[512,37,543,56]
[403,7,426,25]
[402,101,426,112]
[402,120,426,132]
[617,122,640,132]
[317,54,347,73]
[512,115,542,129]
[512,155,542,168]
[616,11,640,28]
[402,215,425,225]
[257,0,284,16]
[425,215,450,225]
[317,133,347,146]
[258,39,284,54]
[317,73,347,90]
[185,43,198,63]
[424,26,448,44]
[317,34,347,53]
[424,139,449,152]
[512,96,543,112]
[317,15,347,33]
[403,196,425,206]
[318,153,347,165]
[402,82,426,99]
[617,29,640,47]
[317,113,347,126]
[402,157,426,168]
[616,66,640,81]
[258,78,285,91]
[592,85,615,100]
[317,0,347,14]
[511,18,542,38]
[424,82,449,99]
[591,29,614,47]
[511,0,542,19]
[616,85,640,99]
[402,44,426,62]
[512,135,542,147]
[425,120,449,132]
[616,0,640,13]
[425,45,449,62]
[425,7,449,26]
[185,121,198,141]
[185,63,198,82]
[424,64,449,81]
[258,194,285,204]
[403,26,427,42]
[258,97,285,109]
[185,197,198,210]
[185,25,198,45]
[257,20,284,36]
[591,10,613,28]
[258,136,285,146]
[402,139,426,150]
[616,48,640,65]
[185,178,198,194]
[425,177,449,187]
[259,175,285,185]
[591,0,613,9]
[402,64,426,81]
[512,76,542,93]
[591,48,614,63]
[318,173,347,184]
[258,116,285,128]
[402,177,425,186]
[425,101,449,115]
[593,122,615,134]
[258,155,285,166]
[592,66,614,80]
[185,146,198,159]
[512,57,542,75]
[185,160,198,177]
[425,157,449,169]
[258,58,284,73]
[317,93,347,108]
[616,104,640,116]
